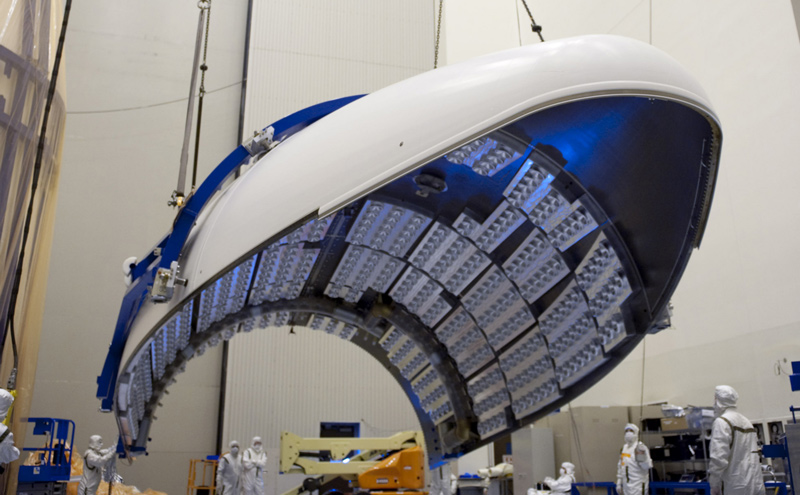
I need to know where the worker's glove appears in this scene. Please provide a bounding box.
[615,482,622,495]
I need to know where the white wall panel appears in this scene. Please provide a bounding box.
[441,0,520,65]
[242,0,434,134]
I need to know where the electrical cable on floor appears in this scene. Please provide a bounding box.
[2,0,73,389]
[518,0,545,42]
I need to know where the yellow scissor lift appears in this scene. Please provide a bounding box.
[280,430,427,495]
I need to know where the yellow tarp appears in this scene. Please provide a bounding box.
[24,443,166,495]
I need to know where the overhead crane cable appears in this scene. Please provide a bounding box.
[173,2,209,207]
[639,337,646,420]
[434,0,443,69]
[192,0,213,191]
[568,404,594,483]
[518,0,545,42]
[2,0,73,382]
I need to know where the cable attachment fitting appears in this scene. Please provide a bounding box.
[244,126,276,157]
[530,23,542,33]
[197,0,210,10]
[6,367,17,390]
[168,191,186,208]
[648,301,673,334]
[151,260,188,303]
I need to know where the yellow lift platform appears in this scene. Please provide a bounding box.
[280,430,427,495]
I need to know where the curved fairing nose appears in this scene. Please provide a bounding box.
[99,35,721,464]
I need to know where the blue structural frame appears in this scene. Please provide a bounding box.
[96,95,364,410]
[790,361,800,392]
[17,418,75,483]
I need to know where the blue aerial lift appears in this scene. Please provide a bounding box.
[16,418,75,495]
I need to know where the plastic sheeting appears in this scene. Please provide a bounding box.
[0,0,67,354]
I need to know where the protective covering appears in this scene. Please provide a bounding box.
[0,389,18,464]
[98,35,722,464]
[216,440,242,495]
[242,437,267,495]
[0,389,13,420]
[0,0,67,355]
[88,435,103,451]
[543,461,575,494]
[708,386,765,495]
[78,436,117,495]
[714,385,739,416]
[62,452,166,495]
[477,462,513,477]
[617,425,651,495]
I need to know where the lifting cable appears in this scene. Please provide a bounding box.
[3,0,73,396]
[568,404,595,483]
[639,337,647,420]
[171,0,212,207]
[518,0,545,42]
[433,0,443,69]
[192,0,213,192]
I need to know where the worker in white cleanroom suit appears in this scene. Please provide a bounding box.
[0,389,19,470]
[78,435,117,495]
[616,423,652,495]
[708,385,766,495]
[544,462,576,494]
[242,436,268,495]
[217,440,242,495]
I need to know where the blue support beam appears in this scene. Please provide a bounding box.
[96,95,363,409]
[790,361,800,392]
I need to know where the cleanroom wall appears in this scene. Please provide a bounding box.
[30,1,248,494]
[442,0,800,421]
[28,1,800,494]
[34,2,433,495]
